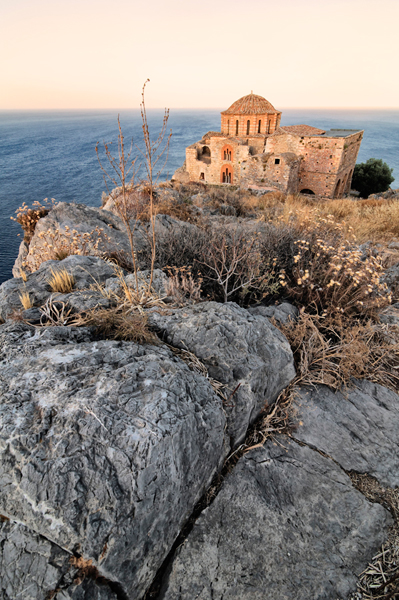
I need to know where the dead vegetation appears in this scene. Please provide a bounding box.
[349,473,399,600]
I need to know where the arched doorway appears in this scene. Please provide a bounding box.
[202,146,211,157]
[221,165,233,184]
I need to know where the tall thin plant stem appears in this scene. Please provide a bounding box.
[138,79,172,289]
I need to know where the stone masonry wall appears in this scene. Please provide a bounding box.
[221,113,281,137]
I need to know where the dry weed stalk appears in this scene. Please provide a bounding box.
[96,116,140,287]
[165,266,202,305]
[39,298,74,326]
[72,305,156,344]
[137,79,172,290]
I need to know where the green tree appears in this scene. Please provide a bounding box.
[352,158,394,198]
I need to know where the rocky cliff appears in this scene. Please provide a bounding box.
[1,197,399,600]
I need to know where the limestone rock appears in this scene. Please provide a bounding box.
[149,301,295,446]
[0,322,227,599]
[293,380,399,487]
[0,255,117,320]
[379,302,399,325]
[247,301,299,325]
[18,202,141,273]
[159,440,391,600]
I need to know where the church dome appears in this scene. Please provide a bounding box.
[221,93,277,115]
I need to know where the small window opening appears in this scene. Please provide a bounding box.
[236,120,239,135]
[200,173,205,180]
[258,120,261,133]
[247,120,250,135]
[275,158,280,165]
[227,120,230,135]
[268,121,271,134]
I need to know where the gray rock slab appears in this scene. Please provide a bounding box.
[20,202,145,273]
[159,439,391,600]
[0,322,227,599]
[0,255,117,320]
[379,303,399,325]
[248,301,299,325]
[0,518,118,600]
[293,380,399,487]
[149,301,295,446]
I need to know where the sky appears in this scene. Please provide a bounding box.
[0,0,398,110]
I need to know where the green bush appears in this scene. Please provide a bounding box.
[352,158,394,198]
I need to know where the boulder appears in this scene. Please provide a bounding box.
[158,439,391,600]
[247,301,299,325]
[0,322,227,599]
[293,380,399,488]
[0,255,117,320]
[149,301,295,446]
[14,202,141,274]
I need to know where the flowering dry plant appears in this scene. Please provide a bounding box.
[11,199,55,242]
[281,232,391,318]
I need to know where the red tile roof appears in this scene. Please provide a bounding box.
[280,125,326,136]
[221,93,279,115]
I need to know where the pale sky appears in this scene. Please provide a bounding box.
[1,0,398,109]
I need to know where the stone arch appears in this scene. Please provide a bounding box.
[221,165,233,184]
[202,146,211,157]
[345,169,353,193]
[221,144,233,162]
[334,179,341,198]
[300,189,315,195]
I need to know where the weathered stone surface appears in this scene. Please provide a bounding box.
[293,380,399,488]
[53,290,111,313]
[18,202,141,273]
[12,239,29,278]
[0,255,117,320]
[0,322,227,599]
[248,301,299,324]
[149,301,295,446]
[0,518,119,600]
[379,302,399,325]
[104,268,169,298]
[159,439,391,600]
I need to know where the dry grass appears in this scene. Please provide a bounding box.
[278,311,399,392]
[349,473,399,600]
[47,268,75,293]
[164,266,202,305]
[73,306,156,344]
[19,291,33,310]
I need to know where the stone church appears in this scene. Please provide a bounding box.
[173,93,363,198]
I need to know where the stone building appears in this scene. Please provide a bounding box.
[173,93,364,198]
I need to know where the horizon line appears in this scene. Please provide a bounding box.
[1,106,399,111]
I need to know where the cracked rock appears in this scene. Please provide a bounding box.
[0,322,227,599]
[149,301,296,446]
[293,380,399,488]
[158,438,391,600]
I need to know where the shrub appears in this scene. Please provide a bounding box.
[352,158,395,198]
[282,230,391,318]
[74,306,156,344]
[11,200,53,243]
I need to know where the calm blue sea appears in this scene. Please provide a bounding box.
[1,108,398,284]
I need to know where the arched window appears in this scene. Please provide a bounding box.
[227,120,230,135]
[247,120,250,135]
[268,120,271,134]
[236,120,239,135]
[221,165,233,184]
[258,120,261,133]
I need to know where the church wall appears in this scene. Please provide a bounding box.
[221,113,280,136]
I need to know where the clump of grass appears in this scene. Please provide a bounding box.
[74,306,156,344]
[47,268,75,293]
[278,311,399,392]
[19,291,33,310]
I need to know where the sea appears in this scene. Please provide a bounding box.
[1,108,398,285]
